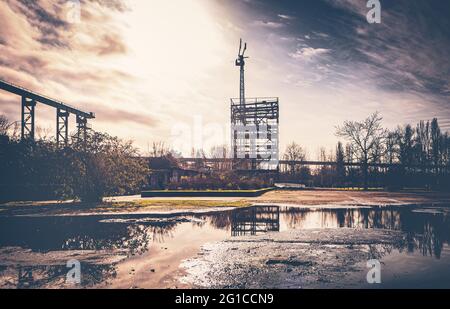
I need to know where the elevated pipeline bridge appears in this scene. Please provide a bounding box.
[176,158,448,171]
[0,78,95,145]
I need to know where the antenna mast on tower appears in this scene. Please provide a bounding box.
[235,38,248,107]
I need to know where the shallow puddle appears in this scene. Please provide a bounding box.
[0,204,449,288]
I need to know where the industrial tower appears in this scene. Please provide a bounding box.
[231,39,280,171]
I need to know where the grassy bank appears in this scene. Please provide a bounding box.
[0,199,253,216]
[141,188,274,198]
[114,199,252,208]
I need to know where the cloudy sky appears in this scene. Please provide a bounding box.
[0,0,449,157]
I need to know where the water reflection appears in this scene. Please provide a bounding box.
[192,205,450,259]
[1,206,448,259]
[0,215,182,288]
[1,205,450,288]
[231,206,280,236]
[0,216,178,255]
[277,207,450,259]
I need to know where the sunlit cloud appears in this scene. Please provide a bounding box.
[0,0,449,157]
[277,14,295,20]
[289,47,331,60]
[252,20,285,29]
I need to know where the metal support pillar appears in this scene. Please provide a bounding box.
[56,109,69,147]
[76,115,88,144]
[21,97,36,140]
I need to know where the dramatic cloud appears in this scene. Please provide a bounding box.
[0,0,449,156]
[0,0,162,149]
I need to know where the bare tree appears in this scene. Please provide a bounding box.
[384,130,399,164]
[149,141,170,157]
[210,145,229,159]
[0,115,21,139]
[431,118,441,167]
[36,126,52,140]
[209,145,230,170]
[0,115,10,136]
[345,143,354,163]
[336,112,387,189]
[399,124,414,166]
[283,142,306,174]
[415,120,431,164]
[336,142,346,185]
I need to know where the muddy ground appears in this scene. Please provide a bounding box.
[180,228,406,289]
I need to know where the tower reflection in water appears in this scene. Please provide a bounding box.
[231,206,280,236]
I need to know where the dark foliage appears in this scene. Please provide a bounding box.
[0,127,149,202]
[167,172,272,190]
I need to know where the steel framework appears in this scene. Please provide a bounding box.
[231,97,280,170]
[0,78,95,145]
[56,109,69,146]
[176,157,449,170]
[76,115,89,144]
[21,97,36,140]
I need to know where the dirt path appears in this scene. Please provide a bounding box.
[1,190,449,217]
[253,190,450,206]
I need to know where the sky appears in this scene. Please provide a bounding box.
[0,0,449,158]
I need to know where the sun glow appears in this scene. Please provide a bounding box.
[121,0,226,98]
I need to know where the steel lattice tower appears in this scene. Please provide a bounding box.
[231,39,280,171]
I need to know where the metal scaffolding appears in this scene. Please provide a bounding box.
[231,97,280,170]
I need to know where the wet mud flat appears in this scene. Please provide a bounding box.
[1,204,450,288]
[181,205,450,289]
[181,229,405,288]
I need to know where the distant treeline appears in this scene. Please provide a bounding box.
[281,113,450,190]
[1,112,449,202]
